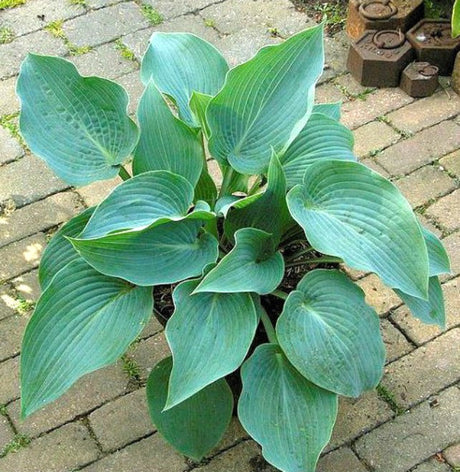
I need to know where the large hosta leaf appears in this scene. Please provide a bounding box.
[422,227,451,276]
[276,270,385,397]
[17,55,138,186]
[224,154,292,243]
[281,112,356,187]
[312,102,341,120]
[132,81,203,186]
[79,171,194,239]
[70,219,218,286]
[147,357,233,460]
[21,259,153,417]
[39,207,94,290]
[165,280,258,408]
[453,0,460,38]
[207,25,324,174]
[287,160,429,299]
[238,344,338,472]
[195,228,284,295]
[190,91,212,138]
[141,33,229,126]
[194,168,218,207]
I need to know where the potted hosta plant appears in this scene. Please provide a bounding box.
[17,24,450,472]
[452,0,460,93]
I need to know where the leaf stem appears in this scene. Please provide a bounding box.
[285,246,315,262]
[286,256,343,268]
[247,176,262,196]
[218,166,234,198]
[118,166,132,181]
[259,307,278,344]
[270,289,288,300]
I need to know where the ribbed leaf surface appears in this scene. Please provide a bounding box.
[422,227,451,276]
[312,102,341,120]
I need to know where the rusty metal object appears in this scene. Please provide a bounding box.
[400,62,439,97]
[347,29,415,87]
[452,52,460,95]
[346,0,424,39]
[407,20,460,75]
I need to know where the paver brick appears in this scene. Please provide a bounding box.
[441,232,460,278]
[0,0,85,37]
[443,443,460,468]
[381,328,460,409]
[116,70,144,115]
[391,278,459,346]
[0,233,47,281]
[393,165,457,209]
[341,88,414,130]
[376,121,460,177]
[143,0,215,19]
[128,332,170,380]
[89,387,154,452]
[212,417,249,453]
[0,415,14,452]
[357,274,402,316]
[0,30,67,80]
[81,433,186,472]
[0,313,29,362]
[385,90,460,134]
[0,356,20,404]
[360,157,391,178]
[139,316,163,340]
[412,457,453,472]
[317,447,368,472]
[380,319,413,363]
[118,27,155,62]
[9,363,127,437]
[12,269,41,303]
[0,191,83,248]
[320,30,349,83]
[87,0,125,9]
[325,390,393,452]
[354,386,460,472]
[77,175,121,207]
[0,126,23,166]
[0,154,69,207]
[64,2,150,47]
[440,149,460,178]
[425,190,460,233]
[333,73,376,98]
[314,82,346,104]
[0,285,17,321]
[353,121,400,158]
[0,76,20,116]
[0,422,100,472]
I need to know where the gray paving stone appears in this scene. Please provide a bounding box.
[88,388,154,452]
[425,190,460,233]
[376,121,460,177]
[0,313,29,362]
[87,0,124,9]
[0,154,69,207]
[381,328,460,409]
[117,70,144,115]
[12,270,41,303]
[77,173,121,207]
[326,390,393,452]
[64,2,150,48]
[354,386,460,472]
[0,76,20,116]
[353,121,400,159]
[333,73,376,98]
[0,356,20,404]
[0,233,47,282]
[70,41,138,79]
[0,414,14,452]
[0,422,100,472]
[0,0,85,37]
[394,165,457,209]
[321,30,349,82]
[211,417,248,454]
[443,443,460,468]
[360,157,391,178]
[441,232,460,278]
[128,332,170,380]
[380,318,413,363]
[317,447,368,472]
[139,316,163,340]
[81,433,186,472]
[0,126,23,165]
[412,458,452,472]
[119,26,155,62]
[391,278,459,346]
[0,191,83,248]
[0,30,67,80]
[143,0,214,19]
[9,364,127,438]
[440,149,460,178]
[0,285,17,321]
[314,82,346,105]
[356,274,402,316]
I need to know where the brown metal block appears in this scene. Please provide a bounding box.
[407,20,460,75]
[347,30,415,87]
[400,62,439,97]
[346,0,424,40]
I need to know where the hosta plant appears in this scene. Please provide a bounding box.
[17,25,450,472]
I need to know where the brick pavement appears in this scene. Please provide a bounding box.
[0,0,459,471]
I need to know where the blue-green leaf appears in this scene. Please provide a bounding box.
[147,357,233,461]
[21,259,153,418]
[141,33,229,126]
[422,227,451,277]
[207,25,324,174]
[195,228,284,295]
[194,168,218,207]
[165,280,258,408]
[287,160,429,299]
[312,102,342,120]
[190,91,212,138]
[17,54,139,186]
[281,112,356,188]
[132,81,203,186]
[277,270,385,397]
[39,207,95,290]
[238,344,338,472]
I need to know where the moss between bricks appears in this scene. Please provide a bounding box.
[0,0,25,10]
[0,112,27,148]
[0,434,31,458]
[376,384,405,415]
[69,0,87,6]
[45,19,92,56]
[115,39,137,63]
[0,26,15,44]
[139,3,163,26]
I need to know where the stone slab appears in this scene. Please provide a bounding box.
[376,121,460,177]
[116,70,144,115]
[440,150,460,178]
[88,388,154,452]
[76,174,121,207]
[412,458,452,472]
[355,386,460,472]
[314,82,346,104]
[0,233,47,282]
[0,356,20,404]
[441,232,460,278]
[380,319,413,363]
[0,124,23,166]
[0,415,14,452]
[12,269,41,303]
[9,364,127,438]
[317,447,368,472]
[357,274,402,316]
[0,313,29,362]
[0,285,17,321]
[381,328,460,409]
[0,154,69,208]
[425,190,460,233]
[391,278,459,346]
[334,73,376,98]
[0,76,20,116]
[143,0,216,19]
[129,332,171,380]
[360,158,391,178]
[0,191,83,248]
[353,120,400,159]
[0,422,100,472]
[443,442,460,468]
